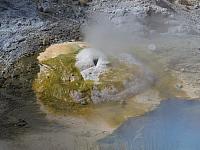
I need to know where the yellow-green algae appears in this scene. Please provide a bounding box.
[33,52,141,115]
[32,42,150,128]
[33,46,94,114]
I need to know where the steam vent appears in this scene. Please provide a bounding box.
[33,42,155,115]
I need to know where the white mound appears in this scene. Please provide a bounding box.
[75,48,109,81]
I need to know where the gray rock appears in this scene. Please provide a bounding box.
[176,84,183,89]
[70,90,85,103]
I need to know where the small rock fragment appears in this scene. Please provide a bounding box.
[181,68,185,72]
[176,84,183,90]
[14,119,28,127]
[148,44,156,51]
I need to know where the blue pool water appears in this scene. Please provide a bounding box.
[99,99,200,150]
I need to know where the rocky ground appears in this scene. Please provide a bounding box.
[1,0,200,82]
[1,0,200,149]
[0,0,84,79]
[1,0,200,75]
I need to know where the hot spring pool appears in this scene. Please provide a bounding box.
[99,99,200,150]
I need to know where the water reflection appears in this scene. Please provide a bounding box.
[99,99,200,150]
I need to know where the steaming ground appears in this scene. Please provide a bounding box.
[82,12,200,99]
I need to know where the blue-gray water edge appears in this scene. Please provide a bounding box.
[99,99,200,150]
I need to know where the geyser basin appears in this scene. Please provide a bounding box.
[99,99,200,150]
